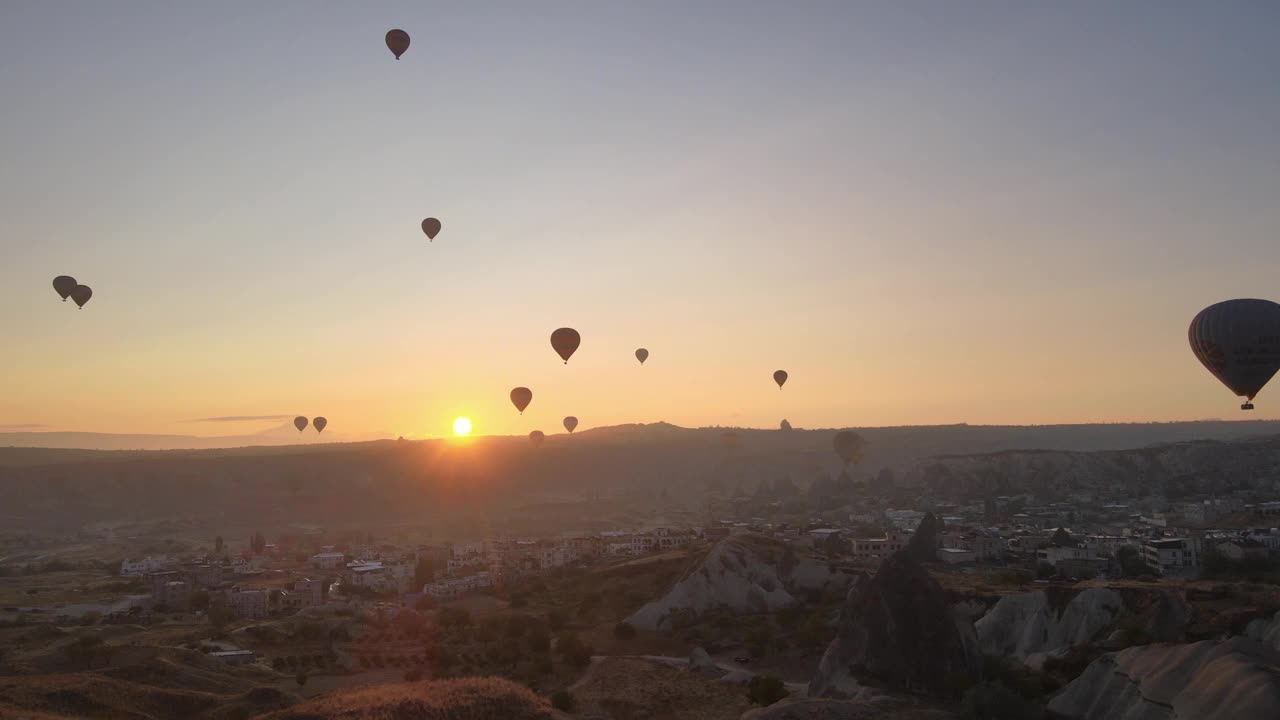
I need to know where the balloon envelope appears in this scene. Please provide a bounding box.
[773,370,788,388]
[53,276,76,301]
[510,387,532,414]
[385,29,410,59]
[421,217,441,240]
[780,419,792,431]
[294,416,308,432]
[551,328,581,363]
[833,430,865,466]
[563,416,578,433]
[529,430,545,447]
[1189,299,1280,403]
[313,417,327,433]
[635,348,649,365]
[70,285,92,308]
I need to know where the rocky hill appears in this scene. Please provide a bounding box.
[809,548,981,700]
[902,434,1280,500]
[974,586,1190,669]
[627,534,844,631]
[1047,638,1280,720]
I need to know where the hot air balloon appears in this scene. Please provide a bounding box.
[294,416,309,432]
[510,387,532,414]
[1189,299,1280,410]
[551,328,580,363]
[53,276,76,301]
[833,430,865,466]
[780,419,792,431]
[421,217,441,241]
[385,29,410,59]
[313,417,327,433]
[529,430,545,447]
[773,370,788,388]
[70,285,92,308]
[563,416,578,433]
[635,348,649,365]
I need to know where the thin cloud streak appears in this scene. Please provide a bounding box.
[186,415,292,423]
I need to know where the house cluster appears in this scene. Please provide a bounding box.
[418,527,697,598]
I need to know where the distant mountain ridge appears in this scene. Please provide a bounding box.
[5,419,1280,453]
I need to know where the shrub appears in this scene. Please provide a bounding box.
[958,681,1037,720]
[404,668,424,682]
[551,689,576,712]
[613,622,637,640]
[747,675,789,706]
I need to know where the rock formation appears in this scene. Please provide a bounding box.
[1047,638,1280,720]
[809,548,981,699]
[1245,609,1280,651]
[628,534,843,631]
[975,588,1122,668]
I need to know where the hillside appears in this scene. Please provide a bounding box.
[3,421,1280,531]
[258,676,566,720]
[901,434,1280,501]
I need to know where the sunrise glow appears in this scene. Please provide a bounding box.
[452,417,472,436]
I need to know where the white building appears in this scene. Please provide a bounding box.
[422,571,494,599]
[121,556,170,577]
[937,548,975,564]
[1143,538,1203,576]
[1037,545,1098,567]
[851,530,906,559]
[225,588,268,619]
[310,552,345,570]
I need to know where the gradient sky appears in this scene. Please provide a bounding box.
[3,1,1280,439]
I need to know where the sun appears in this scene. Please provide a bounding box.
[452,417,472,436]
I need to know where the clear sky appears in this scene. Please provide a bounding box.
[3,1,1280,440]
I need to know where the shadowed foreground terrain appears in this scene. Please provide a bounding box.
[258,677,567,720]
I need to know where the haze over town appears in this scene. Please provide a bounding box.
[4,3,1280,720]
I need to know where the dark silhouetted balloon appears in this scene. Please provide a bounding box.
[833,430,865,466]
[70,285,92,308]
[510,387,532,414]
[313,417,327,433]
[529,430,545,447]
[294,416,308,432]
[1189,299,1280,409]
[780,419,792,431]
[773,370,788,388]
[551,328,580,363]
[563,416,578,433]
[635,348,649,365]
[421,217,441,241]
[386,29,410,59]
[53,276,76,301]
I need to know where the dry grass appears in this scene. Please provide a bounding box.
[571,657,752,720]
[259,676,566,720]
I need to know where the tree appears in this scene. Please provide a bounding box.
[250,532,266,556]
[547,608,568,632]
[958,682,1037,720]
[191,590,210,612]
[208,605,236,631]
[295,671,307,689]
[214,536,224,555]
[414,556,435,587]
[551,690,576,713]
[613,622,637,640]
[747,675,789,706]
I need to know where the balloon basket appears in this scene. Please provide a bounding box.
[1242,402,1255,410]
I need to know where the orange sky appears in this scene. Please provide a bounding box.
[3,4,1279,439]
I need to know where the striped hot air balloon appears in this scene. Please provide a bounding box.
[1189,299,1280,410]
